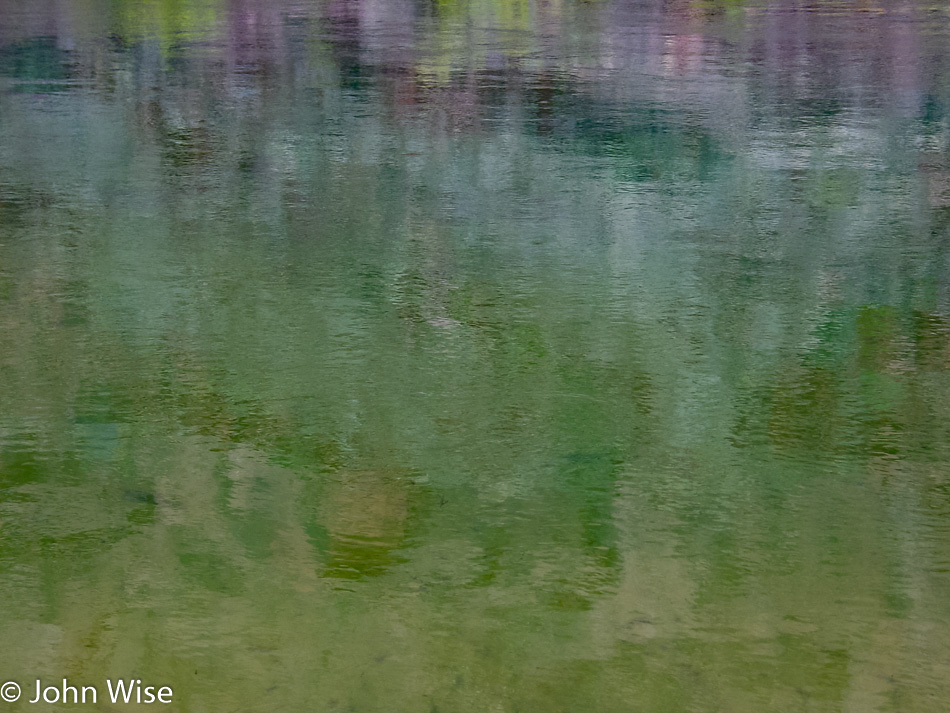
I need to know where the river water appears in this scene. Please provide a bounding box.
[1,0,949,711]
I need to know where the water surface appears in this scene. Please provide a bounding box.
[1,0,950,711]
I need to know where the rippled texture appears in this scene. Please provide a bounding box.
[1,0,950,710]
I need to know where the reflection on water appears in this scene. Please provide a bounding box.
[1,0,950,710]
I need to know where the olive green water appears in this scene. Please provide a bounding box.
[1,0,950,711]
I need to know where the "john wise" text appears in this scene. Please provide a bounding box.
[26,679,173,704]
